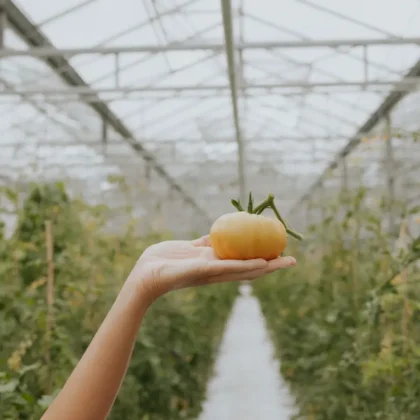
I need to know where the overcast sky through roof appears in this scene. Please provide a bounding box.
[1,0,420,222]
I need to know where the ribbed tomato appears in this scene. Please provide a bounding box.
[209,193,303,261]
[210,212,287,260]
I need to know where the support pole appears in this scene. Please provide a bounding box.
[0,0,6,49]
[101,116,108,155]
[238,0,247,128]
[220,0,246,203]
[319,181,327,221]
[384,114,396,234]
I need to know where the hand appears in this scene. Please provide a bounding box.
[127,235,296,302]
[40,235,296,420]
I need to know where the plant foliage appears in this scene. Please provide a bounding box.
[0,182,237,419]
[254,189,420,420]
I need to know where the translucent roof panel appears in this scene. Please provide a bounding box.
[1,0,420,224]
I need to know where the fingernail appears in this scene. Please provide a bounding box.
[288,257,296,266]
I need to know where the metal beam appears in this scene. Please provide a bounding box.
[37,0,98,27]
[2,79,420,96]
[296,0,396,38]
[0,135,362,147]
[220,0,246,203]
[0,90,392,104]
[292,55,420,211]
[259,94,359,128]
[2,36,420,56]
[26,0,201,86]
[0,157,332,171]
[247,13,402,78]
[3,0,210,221]
[6,146,336,158]
[1,156,334,169]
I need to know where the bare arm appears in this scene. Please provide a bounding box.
[40,236,295,420]
[41,280,152,420]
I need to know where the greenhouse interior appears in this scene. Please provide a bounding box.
[1,0,420,419]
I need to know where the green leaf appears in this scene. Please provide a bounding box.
[21,392,36,404]
[0,379,19,393]
[37,394,56,409]
[408,205,420,215]
[3,187,19,205]
[19,363,40,376]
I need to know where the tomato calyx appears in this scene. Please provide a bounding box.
[231,192,304,241]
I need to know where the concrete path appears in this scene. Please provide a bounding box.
[198,284,297,420]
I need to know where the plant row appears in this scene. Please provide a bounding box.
[0,182,237,419]
[254,189,420,419]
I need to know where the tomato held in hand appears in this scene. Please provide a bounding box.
[210,193,303,261]
[210,212,287,260]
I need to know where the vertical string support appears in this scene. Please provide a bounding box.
[319,181,326,222]
[45,220,55,394]
[363,45,369,85]
[145,161,151,184]
[340,155,349,223]
[341,155,349,195]
[114,53,120,88]
[87,226,95,300]
[384,114,396,234]
[306,199,312,230]
[101,115,108,155]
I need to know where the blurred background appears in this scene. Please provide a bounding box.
[1,1,420,419]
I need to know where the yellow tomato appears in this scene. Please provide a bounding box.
[209,211,287,261]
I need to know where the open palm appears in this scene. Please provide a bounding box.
[129,235,296,300]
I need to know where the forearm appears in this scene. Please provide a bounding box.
[41,280,152,420]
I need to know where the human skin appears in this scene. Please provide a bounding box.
[40,235,296,420]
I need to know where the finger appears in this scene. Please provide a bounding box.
[205,258,268,276]
[266,256,296,273]
[202,257,296,285]
[204,267,268,285]
[192,235,211,247]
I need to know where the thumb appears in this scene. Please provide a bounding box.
[154,259,206,292]
[191,235,211,247]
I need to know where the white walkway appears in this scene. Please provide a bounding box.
[198,284,297,420]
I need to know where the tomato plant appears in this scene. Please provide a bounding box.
[210,193,303,261]
[0,181,237,419]
[254,188,420,420]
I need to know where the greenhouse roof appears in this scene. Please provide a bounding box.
[1,0,420,224]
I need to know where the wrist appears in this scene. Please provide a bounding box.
[123,274,159,309]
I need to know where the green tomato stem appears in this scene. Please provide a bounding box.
[270,200,304,240]
[247,192,254,213]
[285,227,304,241]
[253,196,272,214]
[232,192,304,241]
[253,193,304,241]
